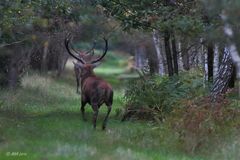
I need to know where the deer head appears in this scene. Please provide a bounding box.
[70,39,97,63]
[65,34,108,94]
[65,33,108,67]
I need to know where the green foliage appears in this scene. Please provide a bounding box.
[97,0,204,36]
[173,15,204,36]
[123,70,208,121]
[0,0,85,43]
[202,0,240,52]
[0,0,116,88]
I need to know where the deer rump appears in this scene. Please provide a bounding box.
[81,76,113,107]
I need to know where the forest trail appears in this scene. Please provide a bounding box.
[0,58,205,160]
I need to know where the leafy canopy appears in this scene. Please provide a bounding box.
[97,0,204,36]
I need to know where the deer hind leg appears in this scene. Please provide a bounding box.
[102,105,112,130]
[81,101,87,121]
[76,76,80,94]
[92,105,99,129]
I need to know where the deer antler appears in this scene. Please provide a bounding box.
[83,40,96,55]
[65,33,86,64]
[91,37,108,64]
[71,40,96,56]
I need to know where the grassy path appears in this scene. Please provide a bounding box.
[0,113,207,160]
[0,111,205,160]
[0,55,206,160]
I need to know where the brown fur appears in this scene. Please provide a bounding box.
[65,35,111,129]
[80,64,113,130]
[73,52,99,94]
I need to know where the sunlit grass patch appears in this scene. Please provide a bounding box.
[50,143,97,159]
[0,73,79,114]
[211,135,240,160]
[95,67,125,75]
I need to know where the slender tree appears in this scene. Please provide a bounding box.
[152,30,165,75]
[228,66,236,88]
[211,48,233,101]
[164,31,174,76]
[171,34,179,75]
[182,40,190,71]
[207,43,214,82]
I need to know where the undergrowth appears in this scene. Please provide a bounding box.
[122,69,240,157]
[168,95,240,156]
[123,70,207,121]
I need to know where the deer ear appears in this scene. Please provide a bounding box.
[73,61,84,68]
[92,62,101,68]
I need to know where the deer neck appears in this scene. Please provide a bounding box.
[80,71,96,85]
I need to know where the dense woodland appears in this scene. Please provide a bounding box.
[0,0,240,160]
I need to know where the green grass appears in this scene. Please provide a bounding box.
[0,52,238,160]
[0,110,207,160]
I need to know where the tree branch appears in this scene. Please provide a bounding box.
[0,39,28,48]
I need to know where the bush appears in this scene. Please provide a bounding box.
[169,96,240,155]
[122,70,208,121]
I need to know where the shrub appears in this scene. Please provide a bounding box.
[122,69,208,121]
[169,96,240,155]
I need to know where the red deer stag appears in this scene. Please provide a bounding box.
[65,34,113,130]
[71,41,96,94]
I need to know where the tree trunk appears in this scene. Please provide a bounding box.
[8,62,18,89]
[146,45,159,75]
[171,34,178,75]
[152,30,165,75]
[164,31,174,76]
[6,44,33,89]
[200,38,208,87]
[228,66,236,88]
[41,40,49,72]
[182,40,190,70]
[161,37,168,74]
[204,51,208,85]
[56,38,69,77]
[207,43,214,82]
[211,48,233,101]
[135,44,147,70]
[178,42,184,70]
[213,45,219,80]
[57,53,68,77]
[221,13,240,97]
